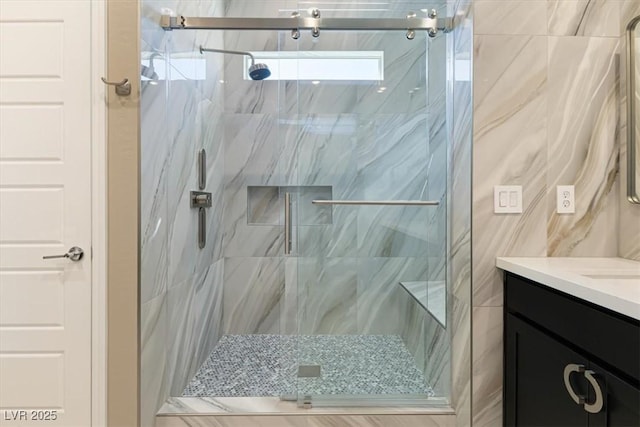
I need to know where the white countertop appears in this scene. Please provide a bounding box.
[496,257,640,321]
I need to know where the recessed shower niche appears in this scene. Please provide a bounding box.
[140,0,472,424]
[247,186,333,226]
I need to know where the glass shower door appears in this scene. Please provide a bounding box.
[288,1,450,407]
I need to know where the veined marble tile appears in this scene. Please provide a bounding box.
[285,114,358,190]
[423,315,451,400]
[141,293,169,427]
[356,258,427,335]
[156,415,306,427]
[547,37,619,257]
[156,414,455,427]
[141,79,170,303]
[166,278,198,396]
[192,261,225,373]
[166,80,201,288]
[356,113,431,257]
[449,3,473,425]
[475,1,547,35]
[222,114,284,257]
[473,35,548,307]
[471,307,503,427]
[196,99,226,271]
[222,257,284,335]
[398,291,428,378]
[354,32,430,115]
[297,257,358,334]
[306,414,456,427]
[281,258,298,334]
[548,0,621,37]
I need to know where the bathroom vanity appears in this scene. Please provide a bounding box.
[497,257,640,427]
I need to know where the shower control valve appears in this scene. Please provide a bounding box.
[191,191,212,208]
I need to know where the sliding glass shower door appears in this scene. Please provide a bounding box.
[282,1,451,406]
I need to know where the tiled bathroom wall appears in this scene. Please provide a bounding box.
[218,0,455,399]
[449,1,473,425]
[140,0,227,425]
[471,1,640,426]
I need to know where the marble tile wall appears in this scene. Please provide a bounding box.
[471,1,640,426]
[448,1,473,425]
[141,0,227,426]
[156,414,457,427]
[219,2,455,403]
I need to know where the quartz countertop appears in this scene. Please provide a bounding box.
[496,257,640,321]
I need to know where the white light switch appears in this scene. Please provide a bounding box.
[499,191,508,207]
[494,185,523,213]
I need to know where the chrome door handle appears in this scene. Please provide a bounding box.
[583,370,604,414]
[563,363,586,405]
[43,246,84,262]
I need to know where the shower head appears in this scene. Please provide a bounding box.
[199,45,271,81]
[248,63,271,81]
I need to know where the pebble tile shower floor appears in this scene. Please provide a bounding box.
[182,334,433,397]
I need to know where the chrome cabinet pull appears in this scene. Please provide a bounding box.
[284,192,292,255]
[583,370,604,414]
[563,363,586,405]
[563,364,605,414]
[43,246,84,262]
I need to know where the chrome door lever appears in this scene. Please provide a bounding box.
[43,246,84,262]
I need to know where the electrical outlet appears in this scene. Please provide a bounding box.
[557,185,575,214]
[494,185,523,213]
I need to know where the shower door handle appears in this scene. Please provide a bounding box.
[311,199,440,206]
[284,192,292,255]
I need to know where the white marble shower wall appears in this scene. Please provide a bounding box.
[218,0,453,397]
[471,1,640,426]
[140,0,227,426]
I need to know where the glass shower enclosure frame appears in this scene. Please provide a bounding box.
[142,0,457,414]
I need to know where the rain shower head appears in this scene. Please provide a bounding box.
[199,45,271,81]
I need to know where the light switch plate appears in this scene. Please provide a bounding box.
[494,185,523,213]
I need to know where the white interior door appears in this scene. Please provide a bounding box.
[0,1,92,426]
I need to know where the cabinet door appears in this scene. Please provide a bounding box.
[505,314,589,427]
[587,361,640,427]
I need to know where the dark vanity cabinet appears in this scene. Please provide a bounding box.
[504,273,640,427]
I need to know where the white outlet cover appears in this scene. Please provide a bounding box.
[494,185,523,214]
[557,185,575,214]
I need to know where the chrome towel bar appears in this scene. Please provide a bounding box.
[311,200,439,206]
